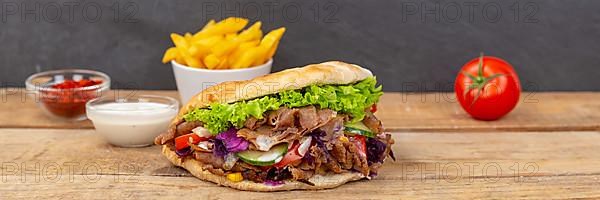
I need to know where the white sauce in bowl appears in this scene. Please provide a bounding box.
[87,99,178,147]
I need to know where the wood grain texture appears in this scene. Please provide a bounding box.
[0,88,178,129]
[377,92,600,131]
[377,92,600,132]
[1,175,599,199]
[1,88,599,132]
[1,128,599,199]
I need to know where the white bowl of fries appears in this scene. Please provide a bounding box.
[162,17,285,102]
[172,58,272,102]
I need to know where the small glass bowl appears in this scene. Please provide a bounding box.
[25,69,111,121]
[86,95,179,147]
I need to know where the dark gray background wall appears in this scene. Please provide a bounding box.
[1,0,599,91]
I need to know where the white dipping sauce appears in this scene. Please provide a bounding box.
[87,102,178,147]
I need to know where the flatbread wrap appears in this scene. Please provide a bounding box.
[155,61,395,191]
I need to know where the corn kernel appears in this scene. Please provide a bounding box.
[339,135,349,143]
[227,172,243,182]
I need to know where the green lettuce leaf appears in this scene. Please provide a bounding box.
[184,77,383,134]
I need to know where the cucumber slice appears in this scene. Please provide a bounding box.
[236,143,288,166]
[344,121,375,138]
[345,121,371,131]
[345,127,376,138]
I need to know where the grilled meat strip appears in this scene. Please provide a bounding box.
[155,120,203,145]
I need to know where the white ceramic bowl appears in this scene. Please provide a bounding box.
[171,59,272,102]
[86,95,179,147]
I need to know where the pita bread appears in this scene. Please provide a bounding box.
[162,146,365,191]
[160,61,374,191]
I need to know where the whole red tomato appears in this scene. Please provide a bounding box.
[455,54,521,120]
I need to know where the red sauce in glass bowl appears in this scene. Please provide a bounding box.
[39,79,104,120]
[51,79,103,89]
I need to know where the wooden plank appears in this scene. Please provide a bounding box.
[1,128,599,198]
[1,175,599,199]
[377,92,600,132]
[4,129,600,177]
[0,88,178,129]
[1,88,599,132]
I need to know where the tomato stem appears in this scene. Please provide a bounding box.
[461,53,505,107]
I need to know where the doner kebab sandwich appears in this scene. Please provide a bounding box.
[155,61,395,191]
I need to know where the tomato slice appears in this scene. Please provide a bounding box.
[370,104,378,113]
[175,133,208,150]
[352,135,367,158]
[273,141,302,168]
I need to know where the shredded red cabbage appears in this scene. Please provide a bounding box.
[300,130,324,165]
[302,149,314,164]
[175,147,192,157]
[310,130,327,148]
[309,129,336,165]
[366,138,387,165]
[213,127,249,157]
[212,139,227,157]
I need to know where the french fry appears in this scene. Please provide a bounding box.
[225,33,237,40]
[162,47,178,64]
[193,35,224,50]
[171,33,189,49]
[174,54,185,65]
[170,33,190,65]
[233,47,262,69]
[185,56,203,68]
[200,20,216,31]
[171,33,205,68]
[188,43,208,58]
[204,54,221,69]
[194,17,248,40]
[217,56,229,69]
[163,18,285,69]
[254,39,281,66]
[191,35,223,57]
[192,20,216,39]
[171,33,192,61]
[215,17,248,34]
[254,27,286,65]
[229,40,259,67]
[184,32,193,41]
[250,42,271,66]
[181,50,202,68]
[195,55,206,68]
[260,27,286,50]
[187,45,200,58]
[236,22,263,42]
[265,40,280,62]
[212,39,239,57]
[214,22,263,58]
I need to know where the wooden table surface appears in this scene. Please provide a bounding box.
[1,89,599,199]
